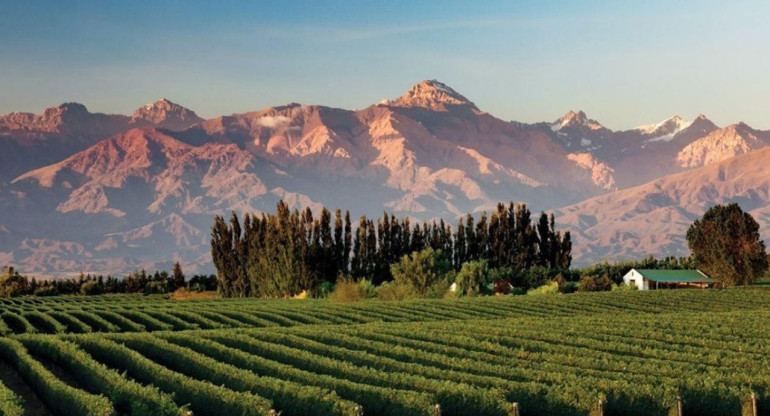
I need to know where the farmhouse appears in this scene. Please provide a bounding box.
[622,269,716,290]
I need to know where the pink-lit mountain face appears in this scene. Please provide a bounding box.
[2,81,769,275]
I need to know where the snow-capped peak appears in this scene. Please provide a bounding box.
[387,80,478,110]
[634,115,693,142]
[551,110,604,132]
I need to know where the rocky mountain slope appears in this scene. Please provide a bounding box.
[1,80,769,274]
[557,146,770,264]
[0,99,203,181]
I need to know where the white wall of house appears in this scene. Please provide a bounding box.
[622,269,647,290]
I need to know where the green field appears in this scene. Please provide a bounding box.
[0,290,769,416]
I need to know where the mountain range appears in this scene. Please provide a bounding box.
[2,80,769,276]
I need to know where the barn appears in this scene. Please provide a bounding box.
[622,269,716,290]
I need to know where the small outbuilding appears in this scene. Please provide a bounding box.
[622,269,716,290]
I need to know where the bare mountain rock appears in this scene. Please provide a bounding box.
[0,100,203,183]
[387,79,479,111]
[676,122,770,168]
[131,98,204,131]
[2,81,770,274]
[558,147,770,265]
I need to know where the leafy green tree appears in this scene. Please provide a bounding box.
[390,248,452,296]
[0,267,29,297]
[686,203,768,286]
[454,260,489,296]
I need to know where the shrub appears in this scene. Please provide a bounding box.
[316,280,334,298]
[143,280,169,295]
[188,274,217,292]
[376,281,419,301]
[79,280,103,296]
[527,281,559,295]
[611,282,638,291]
[561,282,579,293]
[357,279,377,299]
[34,285,60,297]
[578,273,614,292]
[328,278,376,303]
[425,275,453,299]
[553,273,578,294]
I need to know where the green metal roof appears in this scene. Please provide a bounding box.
[634,269,714,283]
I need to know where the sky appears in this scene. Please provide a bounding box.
[1,0,769,130]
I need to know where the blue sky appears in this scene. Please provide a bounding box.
[1,0,768,129]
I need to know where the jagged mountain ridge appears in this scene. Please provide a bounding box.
[0,99,204,182]
[1,80,769,274]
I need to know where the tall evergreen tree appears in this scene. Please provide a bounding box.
[318,208,335,281]
[343,211,352,276]
[333,209,343,279]
[171,261,185,291]
[537,212,552,268]
[351,216,368,278]
[366,220,378,282]
[454,220,467,269]
[465,214,478,261]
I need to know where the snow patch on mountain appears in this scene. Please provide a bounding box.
[634,116,693,142]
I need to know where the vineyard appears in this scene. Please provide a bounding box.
[0,290,768,415]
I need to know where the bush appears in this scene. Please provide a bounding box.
[316,280,334,298]
[425,275,453,299]
[553,273,578,294]
[611,283,638,291]
[187,274,217,292]
[328,278,376,303]
[578,273,614,292]
[376,281,419,301]
[34,285,60,297]
[143,280,169,295]
[561,282,579,294]
[527,281,559,295]
[79,280,103,296]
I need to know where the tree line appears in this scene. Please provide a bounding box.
[0,263,217,297]
[211,201,572,298]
